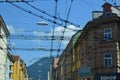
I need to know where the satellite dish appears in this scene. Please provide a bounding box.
[37,22,48,26]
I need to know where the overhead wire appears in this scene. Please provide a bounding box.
[0,46,64,52]
[7,47,64,52]
[57,0,74,56]
[25,2,80,27]
[6,1,80,31]
[7,1,64,27]
[50,0,58,57]
[66,0,73,21]
[9,34,71,40]
[0,0,31,2]
[5,0,77,55]
[8,29,74,33]
[6,1,78,54]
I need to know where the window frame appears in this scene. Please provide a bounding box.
[105,12,110,16]
[104,53,112,67]
[104,28,112,41]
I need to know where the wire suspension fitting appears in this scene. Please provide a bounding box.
[25,2,79,27]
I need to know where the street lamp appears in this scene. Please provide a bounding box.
[37,21,48,26]
[37,21,52,80]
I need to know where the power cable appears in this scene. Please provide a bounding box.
[50,0,58,57]
[8,29,74,33]
[66,0,73,21]
[0,0,31,2]
[1,47,64,52]
[57,0,74,56]
[25,2,80,27]
[9,34,71,40]
[7,1,64,27]
[7,1,80,31]
[5,0,77,56]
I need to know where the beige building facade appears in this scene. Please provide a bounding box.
[56,2,120,80]
[0,15,10,80]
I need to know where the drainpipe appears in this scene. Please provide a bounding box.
[116,42,119,73]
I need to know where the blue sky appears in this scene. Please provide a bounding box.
[0,0,120,66]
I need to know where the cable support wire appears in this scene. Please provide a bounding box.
[58,0,74,55]
[8,35,71,40]
[25,1,80,27]
[66,0,73,21]
[7,1,80,31]
[7,2,64,27]
[50,0,58,56]
[8,30,75,33]
[0,0,32,2]
[1,47,64,52]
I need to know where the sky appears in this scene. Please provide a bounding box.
[0,0,120,66]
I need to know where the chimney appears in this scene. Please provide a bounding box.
[102,2,112,16]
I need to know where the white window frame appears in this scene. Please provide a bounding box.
[104,53,112,67]
[104,28,112,41]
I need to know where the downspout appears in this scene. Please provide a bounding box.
[116,42,120,73]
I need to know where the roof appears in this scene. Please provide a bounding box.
[0,15,10,37]
[114,6,120,10]
[7,52,14,62]
[102,2,112,7]
[78,15,120,41]
[12,55,20,60]
[58,29,83,63]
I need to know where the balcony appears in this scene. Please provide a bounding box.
[10,63,13,66]
[10,70,14,74]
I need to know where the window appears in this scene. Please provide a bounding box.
[104,54,112,67]
[104,28,112,41]
[105,12,110,16]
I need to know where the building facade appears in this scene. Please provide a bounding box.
[5,53,14,80]
[57,30,82,80]
[77,2,120,80]
[19,59,28,80]
[11,55,28,80]
[0,15,10,80]
[12,55,21,80]
[57,2,120,80]
[0,15,29,80]
[51,57,59,80]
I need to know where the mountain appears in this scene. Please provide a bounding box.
[27,57,52,80]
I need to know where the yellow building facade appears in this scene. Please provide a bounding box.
[57,30,82,80]
[19,59,26,80]
[71,30,82,80]
[12,55,21,80]
[11,55,28,80]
